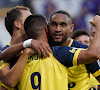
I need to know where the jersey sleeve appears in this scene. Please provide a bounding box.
[85,61,100,77]
[51,46,82,67]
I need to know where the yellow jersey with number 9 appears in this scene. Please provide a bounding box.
[17,46,82,90]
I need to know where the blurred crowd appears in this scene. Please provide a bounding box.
[24,0,100,31]
[0,0,100,48]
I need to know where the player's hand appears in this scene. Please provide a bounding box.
[31,39,52,58]
[89,15,100,26]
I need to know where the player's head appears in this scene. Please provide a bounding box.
[48,10,74,45]
[5,6,32,36]
[24,14,48,39]
[70,29,90,45]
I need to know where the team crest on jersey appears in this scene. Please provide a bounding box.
[69,48,76,53]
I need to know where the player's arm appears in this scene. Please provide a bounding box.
[0,48,34,87]
[0,46,32,88]
[0,65,10,80]
[0,39,52,62]
[77,15,100,65]
[0,42,24,62]
[0,58,10,81]
[0,65,12,90]
[0,45,17,89]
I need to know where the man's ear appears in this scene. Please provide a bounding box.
[70,24,74,33]
[14,20,21,29]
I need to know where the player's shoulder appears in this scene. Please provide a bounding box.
[51,46,70,53]
[51,46,78,54]
[51,46,81,67]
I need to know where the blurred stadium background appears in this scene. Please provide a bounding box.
[0,0,100,48]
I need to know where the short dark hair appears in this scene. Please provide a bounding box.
[49,10,72,23]
[5,6,30,36]
[24,14,47,39]
[70,29,90,39]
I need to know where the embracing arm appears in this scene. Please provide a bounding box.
[0,42,24,62]
[0,48,34,87]
[0,39,52,62]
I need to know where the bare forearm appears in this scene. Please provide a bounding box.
[0,42,24,61]
[78,16,100,65]
[1,52,28,87]
[77,49,98,65]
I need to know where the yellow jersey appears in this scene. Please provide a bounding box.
[0,45,17,90]
[68,38,100,90]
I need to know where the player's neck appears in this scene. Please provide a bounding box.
[36,32,48,44]
[10,30,26,45]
